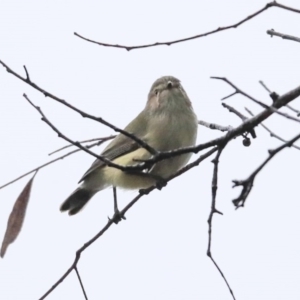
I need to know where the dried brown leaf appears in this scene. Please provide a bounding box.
[1,172,37,258]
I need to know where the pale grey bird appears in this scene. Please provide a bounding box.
[60,76,198,215]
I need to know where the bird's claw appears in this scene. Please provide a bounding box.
[155,178,167,190]
[108,209,126,225]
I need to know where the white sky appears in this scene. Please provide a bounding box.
[1,0,300,299]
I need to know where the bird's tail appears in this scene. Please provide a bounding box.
[60,188,95,215]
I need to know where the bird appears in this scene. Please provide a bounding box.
[60,76,198,215]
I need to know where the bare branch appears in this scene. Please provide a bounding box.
[207,146,236,300]
[222,103,256,140]
[0,140,103,190]
[259,80,272,93]
[125,82,300,165]
[23,65,30,82]
[221,91,238,101]
[245,108,300,151]
[286,104,300,117]
[23,94,145,172]
[6,79,299,193]
[75,267,88,300]
[0,60,157,156]
[37,147,217,300]
[232,132,300,208]
[212,77,300,125]
[74,2,300,51]
[48,135,115,156]
[222,103,247,121]
[267,29,300,44]
[259,81,300,115]
[1,59,300,164]
[198,120,233,132]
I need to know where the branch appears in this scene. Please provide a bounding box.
[75,267,88,300]
[212,77,300,124]
[0,140,104,190]
[245,108,300,151]
[222,102,256,141]
[0,61,157,156]
[232,131,300,208]
[38,147,218,300]
[1,60,300,173]
[222,103,247,121]
[267,29,300,44]
[74,2,300,51]
[23,78,300,168]
[6,79,299,192]
[286,104,300,117]
[23,94,150,173]
[259,81,300,118]
[207,146,235,300]
[198,120,233,132]
[48,135,115,156]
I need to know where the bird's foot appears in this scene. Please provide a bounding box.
[108,209,126,225]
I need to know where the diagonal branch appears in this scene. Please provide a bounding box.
[5,80,300,193]
[0,60,157,156]
[74,2,300,51]
[245,108,300,151]
[1,60,300,171]
[0,140,104,190]
[212,76,300,124]
[222,103,247,122]
[267,29,300,44]
[23,94,143,172]
[198,120,233,132]
[74,267,88,300]
[286,104,300,117]
[48,135,115,156]
[222,102,256,141]
[37,147,218,300]
[207,145,236,300]
[232,131,300,208]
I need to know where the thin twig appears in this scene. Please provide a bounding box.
[23,94,150,172]
[0,60,157,156]
[267,29,300,44]
[38,147,218,300]
[286,104,300,117]
[23,65,30,82]
[207,146,236,300]
[222,103,247,121]
[212,77,300,124]
[221,103,256,139]
[74,267,88,300]
[198,120,233,132]
[259,81,300,115]
[232,131,300,208]
[245,108,300,150]
[259,80,272,93]
[1,61,300,166]
[0,140,103,190]
[143,82,300,165]
[7,80,299,193]
[74,2,300,51]
[48,136,115,156]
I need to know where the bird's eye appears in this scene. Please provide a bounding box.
[154,89,159,95]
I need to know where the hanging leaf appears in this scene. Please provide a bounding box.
[1,172,37,258]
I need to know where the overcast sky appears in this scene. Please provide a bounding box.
[1,0,300,299]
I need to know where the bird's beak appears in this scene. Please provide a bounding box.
[167,81,173,89]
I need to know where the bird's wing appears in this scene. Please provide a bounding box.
[78,110,148,183]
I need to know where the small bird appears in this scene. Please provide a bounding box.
[60,76,198,215]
